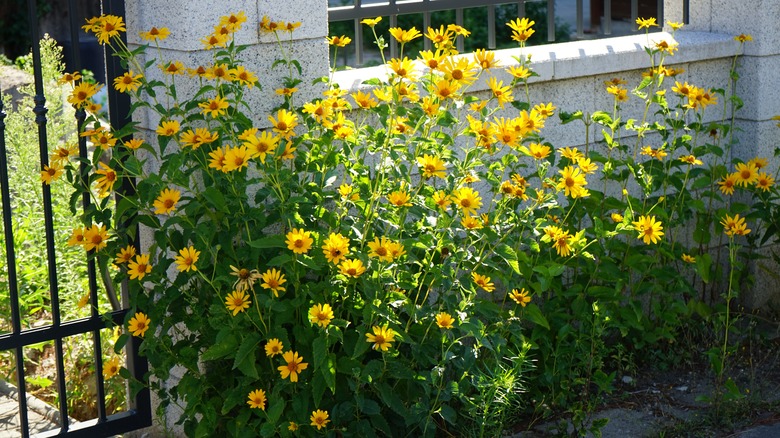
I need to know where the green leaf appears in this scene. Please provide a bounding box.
[248,234,286,249]
[203,186,228,212]
[696,253,712,283]
[113,334,129,354]
[494,244,521,274]
[233,333,260,379]
[201,334,238,360]
[523,303,550,330]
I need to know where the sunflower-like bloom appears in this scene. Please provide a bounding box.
[94,162,117,197]
[367,237,393,263]
[268,109,298,140]
[439,57,477,85]
[68,82,101,108]
[224,290,251,315]
[309,304,334,328]
[453,186,483,216]
[310,410,330,430]
[261,268,286,297]
[247,389,266,410]
[278,351,308,382]
[139,26,170,41]
[471,272,495,292]
[84,15,126,44]
[718,173,737,196]
[389,27,421,43]
[180,128,218,150]
[636,17,658,29]
[103,356,121,380]
[487,77,513,108]
[507,17,535,42]
[223,146,251,172]
[67,227,86,247]
[199,96,229,118]
[338,259,366,278]
[208,147,227,172]
[432,191,452,209]
[286,228,314,254]
[155,120,180,137]
[756,172,775,192]
[127,312,150,337]
[322,233,350,265]
[114,245,136,265]
[509,288,531,306]
[720,214,751,236]
[416,154,446,179]
[388,188,412,207]
[83,223,109,251]
[528,143,551,160]
[264,338,283,357]
[127,254,152,280]
[435,312,455,329]
[632,215,664,244]
[734,162,758,187]
[230,66,258,88]
[174,246,200,272]
[557,166,589,198]
[113,71,143,93]
[40,162,63,185]
[682,254,696,263]
[327,35,352,47]
[365,325,396,351]
[153,188,181,214]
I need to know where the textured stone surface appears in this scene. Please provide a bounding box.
[735,55,780,122]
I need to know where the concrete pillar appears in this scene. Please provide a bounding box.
[121,1,329,434]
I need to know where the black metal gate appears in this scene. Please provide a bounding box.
[0,1,151,436]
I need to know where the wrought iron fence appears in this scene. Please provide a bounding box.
[0,1,150,437]
[328,0,670,67]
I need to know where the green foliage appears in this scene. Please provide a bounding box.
[61,11,777,438]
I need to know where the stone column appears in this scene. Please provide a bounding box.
[121,1,329,434]
[666,0,780,309]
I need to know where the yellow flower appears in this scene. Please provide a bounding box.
[632,215,664,244]
[223,146,251,172]
[550,228,573,257]
[310,410,330,430]
[243,130,279,163]
[91,130,118,150]
[389,27,421,43]
[199,96,229,118]
[682,254,696,263]
[734,34,753,43]
[508,65,531,80]
[40,162,63,185]
[128,312,150,337]
[453,187,483,216]
[557,166,589,198]
[432,191,452,210]
[439,57,477,85]
[115,245,136,265]
[365,325,396,351]
[447,24,471,37]
[261,268,287,297]
[718,173,738,195]
[734,162,758,186]
[139,26,170,41]
[351,90,378,109]
[127,254,152,280]
[201,33,229,50]
[77,292,90,309]
[721,214,751,236]
[288,422,299,431]
[205,63,232,81]
[68,82,100,107]
[180,128,218,150]
[174,246,200,272]
[113,71,143,93]
[338,259,366,278]
[268,109,298,140]
[636,17,658,29]
[103,356,121,380]
[309,304,334,328]
[155,120,180,137]
[748,157,769,170]
[159,60,186,75]
[387,57,417,80]
[667,21,684,31]
[94,162,117,197]
[327,35,352,47]
[278,351,308,382]
[756,172,775,192]
[611,213,624,223]
[679,155,703,165]
[153,188,181,214]
[367,237,393,263]
[461,215,483,230]
[435,312,455,329]
[247,389,266,410]
[577,157,598,174]
[416,154,447,179]
[50,144,78,164]
[487,77,513,108]
[509,288,531,306]
[507,17,535,42]
[607,85,629,102]
[471,272,495,292]
[67,227,86,247]
[286,228,314,254]
[322,233,350,265]
[85,14,126,44]
[474,49,499,69]
[386,241,406,260]
[83,223,109,252]
[528,143,551,160]
[419,50,445,70]
[124,138,144,150]
[224,290,251,315]
[265,339,283,357]
[208,147,227,172]
[388,188,412,207]
[361,17,382,27]
[58,71,81,85]
[338,183,359,201]
[559,147,584,161]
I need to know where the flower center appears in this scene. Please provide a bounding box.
[164,199,174,208]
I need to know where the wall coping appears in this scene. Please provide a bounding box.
[334,31,742,94]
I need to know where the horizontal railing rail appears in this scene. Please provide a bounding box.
[328,0,667,67]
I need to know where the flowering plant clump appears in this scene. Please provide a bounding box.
[57,10,779,436]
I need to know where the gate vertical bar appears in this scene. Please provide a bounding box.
[547,0,555,42]
[69,0,109,423]
[576,0,584,38]
[604,0,612,35]
[488,5,496,49]
[0,46,31,438]
[27,0,70,431]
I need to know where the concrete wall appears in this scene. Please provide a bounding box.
[122,0,779,433]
